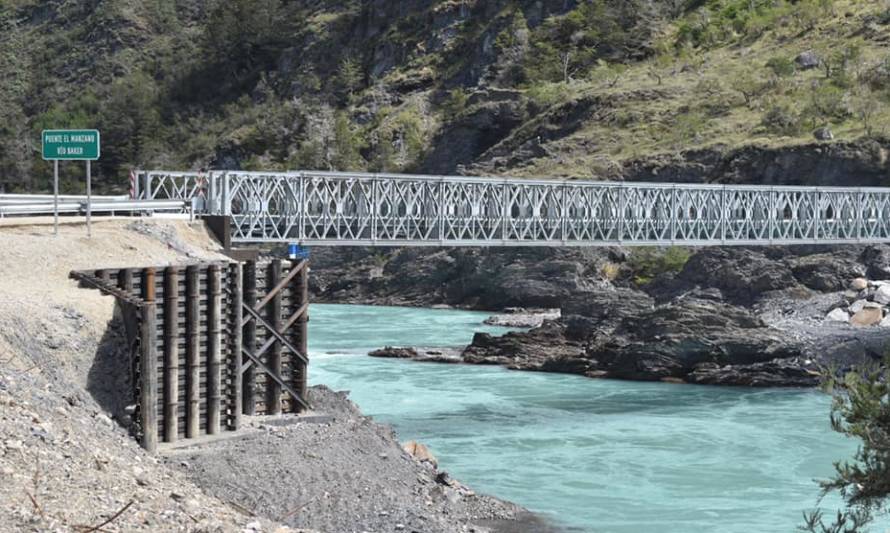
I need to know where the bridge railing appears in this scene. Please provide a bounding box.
[137,170,890,246]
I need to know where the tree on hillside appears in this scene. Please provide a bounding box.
[204,0,286,76]
[526,0,628,83]
[801,360,890,532]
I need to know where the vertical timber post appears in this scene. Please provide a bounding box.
[141,268,158,453]
[298,260,309,404]
[207,264,222,435]
[185,265,200,438]
[119,268,133,293]
[243,261,257,416]
[229,263,243,430]
[267,260,282,415]
[164,267,180,443]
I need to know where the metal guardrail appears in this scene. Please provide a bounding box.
[0,198,188,217]
[136,169,890,246]
[0,194,128,203]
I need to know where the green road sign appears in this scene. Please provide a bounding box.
[42,129,100,160]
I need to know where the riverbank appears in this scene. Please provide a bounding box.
[167,384,553,533]
[0,219,543,532]
[306,305,869,533]
[311,245,890,386]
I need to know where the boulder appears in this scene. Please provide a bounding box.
[789,255,865,292]
[842,290,860,302]
[403,440,438,468]
[814,127,834,141]
[795,50,820,70]
[860,246,890,279]
[874,285,890,305]
[850,277,869,291]
[825,308,850,323]
[851,307,883,327]
[369,346,418,359]
[849,299,868,314]
[881,315,890,328]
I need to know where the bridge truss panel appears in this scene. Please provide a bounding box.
[138,170,890,246]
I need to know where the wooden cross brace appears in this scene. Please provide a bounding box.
[239,260,309,410]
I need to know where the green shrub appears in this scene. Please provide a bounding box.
[440,88,469,121]
[766,56,796,78]
[802,359,890,532]
[627,247,691,285]
[761,103,803,136]
[674,0,835,49]
[525,82,570,109]
[803,83,852,127]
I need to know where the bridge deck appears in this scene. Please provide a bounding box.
[137,170,890,246]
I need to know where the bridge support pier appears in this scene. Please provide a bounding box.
[204,215,260,262]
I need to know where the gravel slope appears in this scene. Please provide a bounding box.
[167,386,555,533]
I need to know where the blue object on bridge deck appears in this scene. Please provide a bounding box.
[288,243,310,260]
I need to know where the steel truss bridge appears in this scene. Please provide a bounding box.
[136,170,890,247]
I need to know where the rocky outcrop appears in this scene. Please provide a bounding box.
[585,299,801,381]
[460,298,809,385]
[369,346,462,363]
[620,139,890,187]
[687,358,821,387]
[309,246,617,310]
[483,307,560,328]
[313,242,890,387]
[463,321,588,372]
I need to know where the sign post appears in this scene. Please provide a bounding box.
[41,129,100,236]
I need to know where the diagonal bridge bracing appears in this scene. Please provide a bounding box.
[137,170,890,246]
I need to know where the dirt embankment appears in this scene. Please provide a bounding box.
[168,386,546,533]
[0,218,541,533]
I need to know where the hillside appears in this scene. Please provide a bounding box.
[1,0,890,192]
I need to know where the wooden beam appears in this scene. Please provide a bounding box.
[242,261,257,416]
[240,347,309,411]
[241,304,309,365]
[243,302,309,368]
[69,271,144,306]
[266,260,282,415]
[249,259,305,317]
[207,265,222,435]
[296,260,309,405]
[229,263,243,430]
[185,265,200,438]
[140,268,158,453]
[163,267,180,443]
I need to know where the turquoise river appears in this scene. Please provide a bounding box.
[307,303,882,532]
